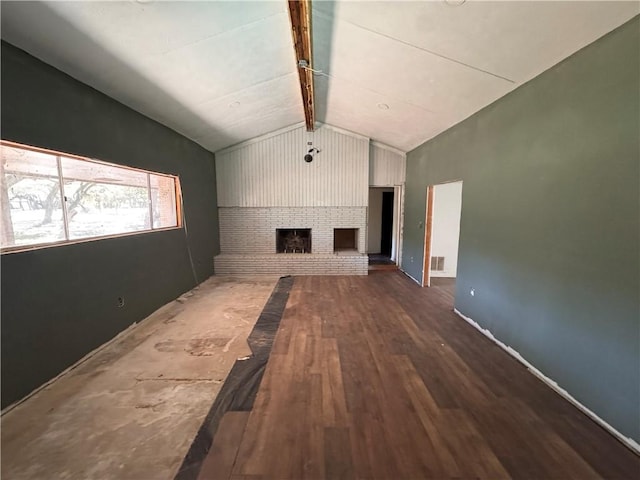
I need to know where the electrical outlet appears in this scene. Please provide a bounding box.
[410,256,414,263]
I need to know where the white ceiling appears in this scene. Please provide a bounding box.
[1,1,638,153]
[313,1,639,151]
[1,1,304,151]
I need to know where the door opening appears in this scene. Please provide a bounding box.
[422,186,434,287]
[368,187,398,267]
[380,191,394,257]
[422,181,463,288]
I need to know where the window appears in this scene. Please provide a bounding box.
[1,141,181,251]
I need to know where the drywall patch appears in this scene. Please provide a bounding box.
[453,309,640,454]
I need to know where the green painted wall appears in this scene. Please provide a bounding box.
[1,42,220,408]
[402,17,639,441]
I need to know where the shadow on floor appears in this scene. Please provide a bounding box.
[368,254,395,265]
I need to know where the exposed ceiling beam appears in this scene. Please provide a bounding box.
[287,0,315,131]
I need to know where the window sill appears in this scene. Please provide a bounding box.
[0,226,183,255]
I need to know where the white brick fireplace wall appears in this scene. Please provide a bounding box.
[213,124,370,275]
[214,206,368,275]
[218,207,366,255]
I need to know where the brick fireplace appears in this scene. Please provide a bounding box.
[212,124,372,276]
[214,207,368,275]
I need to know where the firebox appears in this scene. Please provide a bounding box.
[276,229,311,253]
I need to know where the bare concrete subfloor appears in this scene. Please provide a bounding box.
[1,275,278,480]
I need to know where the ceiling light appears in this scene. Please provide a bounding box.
[229,101,241,108]
[377,103,390,110]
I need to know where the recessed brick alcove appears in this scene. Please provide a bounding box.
[334,228,358,252]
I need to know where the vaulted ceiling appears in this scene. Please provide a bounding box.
[1,1,638,153]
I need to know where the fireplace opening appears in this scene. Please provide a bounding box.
[334,228,358,252]
[276,229,311,253]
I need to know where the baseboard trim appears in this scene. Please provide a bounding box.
[453,308,640,455]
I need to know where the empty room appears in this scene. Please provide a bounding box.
[1,1,639,479]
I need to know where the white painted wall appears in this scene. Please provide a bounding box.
[216,124,369,207]
[430,181,463,277]
[214,125,409,274]
[368,143,405,261]
[368,189,382,253]
[214,123,370,275]
[369,142,406,186]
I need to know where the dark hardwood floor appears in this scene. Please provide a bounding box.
[199,272,640,480]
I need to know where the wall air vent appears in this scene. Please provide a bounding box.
[431,256,445,271]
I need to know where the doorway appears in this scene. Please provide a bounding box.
[368,186,401,267]
[380,191,394,257]
[422,181,463,287]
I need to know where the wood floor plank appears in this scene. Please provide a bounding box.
[271,285,302,355]
[232,352,297,476]
[546,410,640,478]
[324,427,354,480]
[218,273,640,480]
[359,322,447,478]
[321,338,349,427]
[389,354,463,476]
[299,373,325,479]
[198,412,250,480]
[435,409,511,479]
